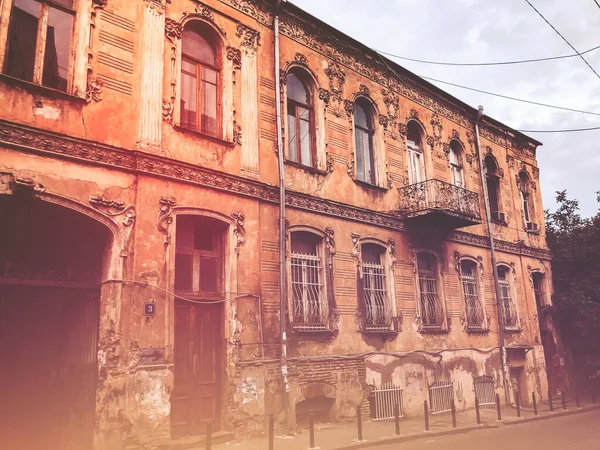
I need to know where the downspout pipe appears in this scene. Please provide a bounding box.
[474,106,511,404]
[273,0,291,428]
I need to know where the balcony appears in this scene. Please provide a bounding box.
[397,179,482,229]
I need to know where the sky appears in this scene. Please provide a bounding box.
[290,0,600,218]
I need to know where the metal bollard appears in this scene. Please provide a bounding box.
[394,403,400,435]
[424,400,430,431]
[268,415,274,450]
[548,390,554,411]
[561,390,567,410]
[309,413,315,449]
[475,397,481,424]
[532,392,538,416]
[451,399,457,428]
[515,391,521,418]
[356,405,363,441]
[206,421,212,450]
[496,393,502,421]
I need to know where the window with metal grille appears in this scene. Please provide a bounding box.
[460,260,485,330]
[497,266,518,328]
[417,253,444,329]
[360,243,392,331]
[291,232,327,330]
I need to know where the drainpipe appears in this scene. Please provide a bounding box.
[474,106,510,404]
[273,0,291,428]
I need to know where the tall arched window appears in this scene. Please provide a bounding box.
[497,265,518,329]
[417,252,444,329]
[358,243,392,331]
[518,171,534,226]
[460,259,485,329]
[407,121,425,185]
[180,23,220,136]
[286,72,315,167]
[532,272,546,309]
[449,141,464,188]
[354,99,376,184]
[484,155,502,221]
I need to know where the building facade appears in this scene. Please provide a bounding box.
[0,1,565,449]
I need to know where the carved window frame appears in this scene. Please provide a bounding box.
[282,65,327,172]
[449,139,466,189]
[518,170,536,230]
[285,225,336,334]
[496,263,521,331]
[456,255,488,332]
[165,15,235,142]
[353,236,398,334]
[0,0,90,98]
[484,153,505,223]
[406,119,427,185]
[413,249,449,333]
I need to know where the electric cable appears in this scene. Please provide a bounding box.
[595,0,600,10]
[517,125,600,133]
[524,0,600,81]
[375,43,600,67]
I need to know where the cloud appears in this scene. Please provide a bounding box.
[290,0,600,217]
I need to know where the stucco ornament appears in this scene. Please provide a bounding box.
[165,18,183,44]
[226,46,242,70]
[86,78,104,102]
[89,195,136,227]
[231,211,246,255]
[236,23,261,50]
[157,196,176,245]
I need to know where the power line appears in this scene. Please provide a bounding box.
[375,43,600,67]
[594,0,600,11]
[517,125,600,133]
[420,75,600,117]
[524,0,600,81]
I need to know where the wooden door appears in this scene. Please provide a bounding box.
[172,300,223,438]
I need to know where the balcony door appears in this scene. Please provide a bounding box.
[407,140,424,185]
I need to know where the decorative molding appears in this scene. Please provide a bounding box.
[236,22,261,50]
[324,60,346,102]
[89,195,136,227]
[532,166,540,179]
[227,46,242,70]
[233,120,242,145]
[293,52,308,66]
[326,152,334,173]
[162,98,174,123]
[231,211,246,255]
[351,232,361,264]
[430,113,443,146]
[219,0,273,26]
[193,1,215,20]
[407,108,419,121]
[324,227,336,262]
[165,18,183,43]
[157,196,176,245]
[93,0,108,8]
[358,84,370,96]
[318,88,331,105]
[382,89,399,121]
[344,99,354,117]
[346,152,355,179]
[387,238,396,262]
[86,78,104,102]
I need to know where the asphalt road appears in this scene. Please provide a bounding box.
[370,409,600,450]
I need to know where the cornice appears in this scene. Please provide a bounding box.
[0,120,549,261]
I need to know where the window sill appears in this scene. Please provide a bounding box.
[526,229,541,235]
[466,326,489,334]
[173,125,235,147]
[354,178,388,192]
[504,326,522,333]
[491,219,508,226]
[363,327,398,336]
[285,159,329,176]
[419,326,449,334]
[0,73,86,104]
[291,325,336,337]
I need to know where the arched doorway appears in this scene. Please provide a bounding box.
[0,194,111,450]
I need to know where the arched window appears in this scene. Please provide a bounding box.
[358,243,392,331]
[518,171,534,225]
[484,155,502,222]
[354,99,376,184]
[286,71,315,167]
[290,231,328,329]
[497,265,518,329]
[449,141,464,188]
[460,259,485,329]
[532,272,546,309]
[407,121,425,184]
[417,252,444,329]
[180,23,220,136]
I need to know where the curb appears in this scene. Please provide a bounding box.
[327,404,600,450]
[502,403,600,426]
[329,424,498,450]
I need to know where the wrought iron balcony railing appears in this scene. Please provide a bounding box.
[397,179,482,227]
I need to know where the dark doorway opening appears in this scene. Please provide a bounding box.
[0,196,109,450]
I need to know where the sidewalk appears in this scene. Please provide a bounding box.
[204,397,600,450]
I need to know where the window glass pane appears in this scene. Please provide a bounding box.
[362,131,373,182]
[182,58,196,74]
[287,104,298,162]
[194,225,213,251]
[355,129,366,181]
[299,107,312,166]
[175,253,193,291]
[287,74,309,104]
[4,0,41,83]
[43,6,73,91]
[199,257,218,292]
[201,69,218,135]
[176,219,195,250]
[361,244,383,264]
[487,177,500,213]
[407,122,422,145]
[182,28,216,65]
[180,71,197,130]
[291,232,318,255]
[52,0,75,9]
[354,103,368,128]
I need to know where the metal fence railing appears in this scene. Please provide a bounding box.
[474,375,496,408]
[373,383,404,421]
[429,381,454,415]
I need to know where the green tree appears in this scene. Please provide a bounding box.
[546,190,600,357]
